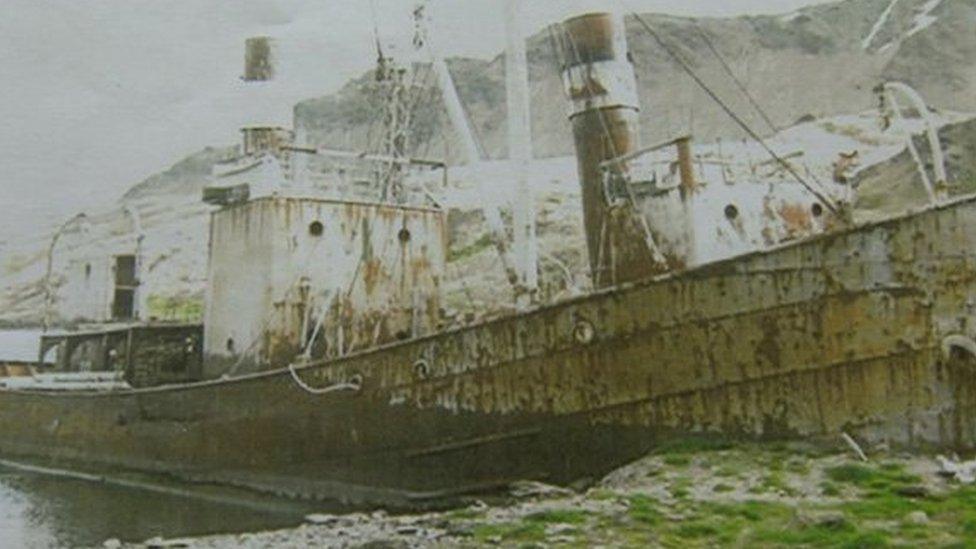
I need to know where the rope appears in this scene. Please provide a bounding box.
[287,363,363,395]
[627,11,840,214]
[369,0,383,61]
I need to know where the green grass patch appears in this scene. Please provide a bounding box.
[663,455,691,467]
[824,463,929,522]
[523,509,589,525]
[715,464,742,478]
[626,494,662,526]
[446,507,486,520]
[752,518,870,547]
[670,477,693,499]
[652,436,734,456]
[675,521,720,539]
[786,458,812,475]
[753,471,797,496]
[147,294,204,322]
[704,500,792,523]
[587,488,618,501]
[821,481,841,497]
[826,464,877,484]
[568,474,976,548]
[826,463,921,490]
[472,521,546,544]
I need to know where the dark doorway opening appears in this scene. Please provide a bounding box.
[112,255,137,320]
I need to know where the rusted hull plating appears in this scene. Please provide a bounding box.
[3,197,976,506]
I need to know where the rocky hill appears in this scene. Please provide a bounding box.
[296,0,976,161]
[41,0,976,203]
[856,116,976,217]
[3,0,975,326]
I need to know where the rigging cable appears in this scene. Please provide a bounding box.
[369,0,384,62]
[363,0,389,156]
[694,23,779,134]
[554,21,668,271]
[415,21,489,160]
[627,11,840,214]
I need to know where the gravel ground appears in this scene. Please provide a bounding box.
[112,441,976,548]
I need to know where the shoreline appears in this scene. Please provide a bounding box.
[111,442,976,548]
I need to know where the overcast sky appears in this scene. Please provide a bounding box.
[0,0,834,240]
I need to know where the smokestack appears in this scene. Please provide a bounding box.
[239,37,292,165]
[558,13,660,288]
[244,36,277,82]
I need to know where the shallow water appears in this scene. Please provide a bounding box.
[0,330,320,547]
[0,466,314,548]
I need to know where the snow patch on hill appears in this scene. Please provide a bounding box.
[862,0,900,50]
[907,0,943,37]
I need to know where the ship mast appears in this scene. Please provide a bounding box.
[424,1,534,307]
[431,57,482,165]
[878,81,949,204]
[505,0,539,308]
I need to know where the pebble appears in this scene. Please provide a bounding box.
[793,510,847,530]
[905,510,930,525]
[895,485,930,498]
[305,513,340,525]
[545,523,577,536]
[395,525,420,536]
[446,524,474,538]
[103,539,122,549]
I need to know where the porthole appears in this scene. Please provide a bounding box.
[413,359,430,379]
[724,204,739,221]
[309,221,324,237]
[573,320,595,345]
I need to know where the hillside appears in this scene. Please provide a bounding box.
[3,0,976,326]
[296,0,976,161]
[856,117,976,217]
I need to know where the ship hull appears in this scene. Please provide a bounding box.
[3,197,976,507]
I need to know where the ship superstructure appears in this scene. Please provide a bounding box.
[0,6,974,509]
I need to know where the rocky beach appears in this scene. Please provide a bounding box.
[115,441,976,548]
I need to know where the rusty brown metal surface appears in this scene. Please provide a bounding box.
[561,14,618,65]
[675,136,697,193]
[39,324,203,387]
[240,126,293,159]
[0,196,975,507]
[570,109,662,287]
[0,363,35,377]
[560,13,665,288]
[243,37,276,82]
[204,197,446,375]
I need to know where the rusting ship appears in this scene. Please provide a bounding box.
[2,9,976,509]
